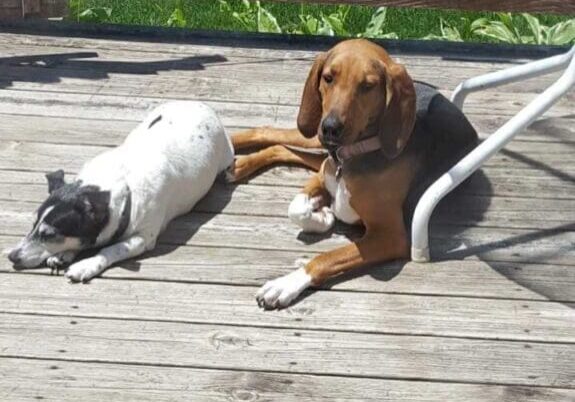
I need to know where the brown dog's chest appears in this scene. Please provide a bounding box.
[323,158,361,225]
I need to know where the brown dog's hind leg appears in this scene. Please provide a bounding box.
[228,145,325,182]
[232,127,321,151]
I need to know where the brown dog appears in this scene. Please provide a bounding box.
[229,39,478,309]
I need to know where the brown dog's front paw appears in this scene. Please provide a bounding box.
[255,267,312,310]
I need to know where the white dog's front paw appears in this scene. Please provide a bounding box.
[288,194,335,233]
[256,267,312,310]
[65,257,105,283]
[47,251,77,275]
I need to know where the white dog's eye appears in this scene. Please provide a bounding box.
[38,231,56,241]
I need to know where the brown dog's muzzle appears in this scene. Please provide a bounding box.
[320,113,344,150]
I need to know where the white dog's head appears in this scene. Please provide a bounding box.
[8,170,111,269]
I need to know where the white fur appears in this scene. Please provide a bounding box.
[256,266,312,309]
[288,193,335,233]
[65,236,146,282]
[323,168,361,225]
[65,101,234,281]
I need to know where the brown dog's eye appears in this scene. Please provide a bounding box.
[360,80,377,92]
[323,74,334,84]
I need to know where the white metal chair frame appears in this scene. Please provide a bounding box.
[411,45,575,263]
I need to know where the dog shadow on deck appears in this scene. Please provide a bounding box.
[0,51,228,89]
[114,177,237,274]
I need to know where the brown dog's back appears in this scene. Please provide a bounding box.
[403,81,479,225]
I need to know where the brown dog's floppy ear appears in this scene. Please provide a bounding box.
[377,62,416,159]
[297,52,328,138]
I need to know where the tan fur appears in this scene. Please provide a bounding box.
[231,39,419,286]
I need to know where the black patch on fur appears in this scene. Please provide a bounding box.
[36,182,111,245]
[148,114,162,129]
[45,170,66,194]
[343,81,478,225]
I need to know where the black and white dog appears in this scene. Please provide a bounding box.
[8,101,234,282]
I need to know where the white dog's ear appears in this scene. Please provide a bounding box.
[46,170,65,194]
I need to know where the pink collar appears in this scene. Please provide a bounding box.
[335,136,381,162]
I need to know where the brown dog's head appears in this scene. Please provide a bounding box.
[297,39,416,159]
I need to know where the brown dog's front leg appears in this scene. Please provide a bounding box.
[256,225,409,309]
[288,170,334,233]
[228,145,325,182]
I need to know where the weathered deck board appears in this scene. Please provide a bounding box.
[2,358,573,402]
[1,274,573,342]
[0,48,566,100]
[2,313,574,388]
[1,180,573,230]
[0,32,566,63]
[1,29,574,399]
[1,165,574,206]
[1,112,573,148]
[2,235,573,302]
[0,87,572,129]
[2,201,574,265]
[2,137,573,176]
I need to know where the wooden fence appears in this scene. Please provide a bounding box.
[0,0,68,20]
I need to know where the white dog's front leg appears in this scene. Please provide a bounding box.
[288,193,335,233]
[65,236,147,283]
[47,250,79,275]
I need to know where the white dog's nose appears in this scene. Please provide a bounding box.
[7,249,21,265]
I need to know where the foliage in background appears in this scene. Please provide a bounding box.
[218,0,281,33]
[166,0,187,27]
[472,13,575,45]
[67,0,575,45]
[69,0,112,23]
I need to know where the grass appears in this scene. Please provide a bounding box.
[69,0,573,43]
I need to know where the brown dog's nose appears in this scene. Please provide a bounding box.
[8,249,21,265]
[321,114,344,143]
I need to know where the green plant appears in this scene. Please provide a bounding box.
[472,13,575,45]
[69,0,112,23]
[218,0,281,33]
[293,5,350,36]
[422,18,467,41]
[359,7,398,39]
[167,0,187,28]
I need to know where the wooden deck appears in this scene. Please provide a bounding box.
[0,26,573,401]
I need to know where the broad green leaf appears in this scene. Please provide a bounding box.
[258,6,282,33]
[363,7,388,37]
[167,0,186,28]
[78,7,112,23]
[378,32,398,39]
[322,13,348,36]
[497,13,514,31]
[471,18,489,31]
[522,13,542,44]
[218,0,232,13]
[547,19,575,45]
[474,21,519,44]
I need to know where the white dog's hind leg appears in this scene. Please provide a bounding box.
[65,236,147,283]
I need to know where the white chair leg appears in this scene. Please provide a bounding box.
[411,45,575,263]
